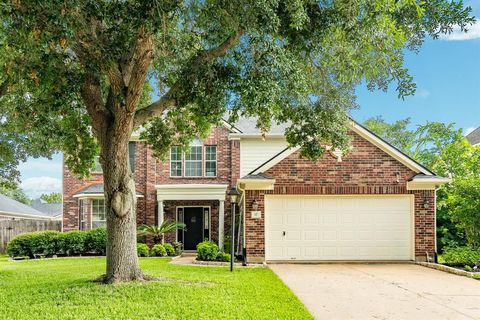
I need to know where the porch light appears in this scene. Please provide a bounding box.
[423,199,430,209]
[252,199,259,211]
[229,186,240,204]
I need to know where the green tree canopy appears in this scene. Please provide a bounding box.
[0,183,30,205]
[364,117,480,251]
[40,192,62,204]
[0,0,474,282]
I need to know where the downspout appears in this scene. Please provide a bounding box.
[237,182,247,266]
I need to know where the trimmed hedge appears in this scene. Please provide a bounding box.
[197,241,219,261]
[163,243,175,256]
[442,246,480,267]
[151,244,167,257]
[137,243,149,257]
[6,228,182,259]
[85,228,107,255]
[6,228,107,258]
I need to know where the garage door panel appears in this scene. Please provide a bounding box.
[265,196,413,261]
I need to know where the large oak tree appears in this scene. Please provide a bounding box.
[0,0,474,283]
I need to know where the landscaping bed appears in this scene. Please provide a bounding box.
[0,257,311,319]
[434,246,480,280]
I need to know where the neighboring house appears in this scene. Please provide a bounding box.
[466,127,480,146]
[0,194,54,220]
[30,199,62,220]
[63,117,449,263]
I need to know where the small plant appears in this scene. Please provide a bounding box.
[216,252,231,262]
[163,243,175,256]
[137,243,150,257]
[464,265,473,272]
[151,244,167,257]
[442,247,480,267]
[137,221,186,244]
[197,240,219,261]
[172,241,183,256]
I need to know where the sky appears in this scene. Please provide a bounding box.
[17,2,480,198]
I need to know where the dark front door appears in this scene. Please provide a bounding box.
[183,207,204,250]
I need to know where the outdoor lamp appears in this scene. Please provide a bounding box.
[423,199,430,209]
[229,186,240,203]
[252,199,259,211]
[228,186,240,272]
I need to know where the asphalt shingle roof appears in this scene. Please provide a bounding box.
[0,193,49,218]
[466,127,480,145]
[30,199,62,218]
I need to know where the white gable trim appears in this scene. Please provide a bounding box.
[250,121,433,176]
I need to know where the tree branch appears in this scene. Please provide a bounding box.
[125,27,154,114]
[132,28,243,128]
[80,75,110,139]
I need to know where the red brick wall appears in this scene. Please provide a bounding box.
[62,127,237,240]
[244,131,436,262]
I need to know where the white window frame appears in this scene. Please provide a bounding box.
[204,145,217,177]
[169,140,217,178]
[184,141,203,177]
[170,146,183,177]
[91,199,106,229]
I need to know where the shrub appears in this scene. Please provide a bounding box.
[150,244,166,257]
[85,228,107,255]
[172,241,183,256]
[137,243,149,257]
[442,247,480,267]
[6,231,62,258]
[197,241,219,261]
[216,252,231,262]
[163,243,175,256]
[62,231,87,255]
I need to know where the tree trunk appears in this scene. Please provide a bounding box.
[99,130,146,284]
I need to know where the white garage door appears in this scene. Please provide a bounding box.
[265,196,413,261]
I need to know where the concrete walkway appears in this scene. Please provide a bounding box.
[270,264,480,320]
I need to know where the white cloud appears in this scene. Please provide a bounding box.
[440,22,480,41]
[20,176,62,199]
[415,89,430,98]
[465,127,476,136]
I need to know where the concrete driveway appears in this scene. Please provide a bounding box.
[270,264,480,320]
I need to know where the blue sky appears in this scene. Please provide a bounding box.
[18,3,480,198]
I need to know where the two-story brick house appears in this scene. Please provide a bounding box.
[63,117,449,262]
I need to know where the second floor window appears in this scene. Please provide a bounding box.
[170,141,217,177]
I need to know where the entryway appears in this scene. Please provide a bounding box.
[177,207,209,251]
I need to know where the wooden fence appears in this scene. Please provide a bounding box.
[0,219,61,253]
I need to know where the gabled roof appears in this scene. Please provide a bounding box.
[466,127,480,145]
[0,193,54,220]
[246,119,435,176]
[30,199,62,218]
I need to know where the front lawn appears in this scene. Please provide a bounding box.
[0,257,311,320]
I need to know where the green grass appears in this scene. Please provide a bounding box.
[473,274,480,280]
[0,257,312,320]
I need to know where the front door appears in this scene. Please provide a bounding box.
[183,207,204,250]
